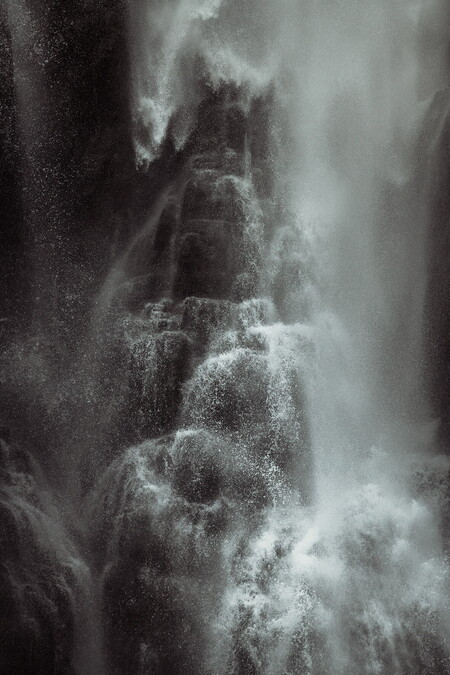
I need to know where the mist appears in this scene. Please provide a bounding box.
[1,0,450,673]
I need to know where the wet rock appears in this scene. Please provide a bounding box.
[191,147,245,174]
[171,430,223,504]
[181,296,233,345]
[175,231,223,298]
[0,441,76,675]
[125,202,179,308]
[89,442,232,675]
[127,330,192,438]
[232,270,259,302]
[140,299,182,332]
[181,172,247,223]
[103,559,200,675]
[226,105,247,154]
[174,221,239,299]
[190,89,247,157]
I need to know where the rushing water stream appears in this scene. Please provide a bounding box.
[1,0,450,673]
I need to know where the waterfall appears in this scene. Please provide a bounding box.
[1,0,450,673]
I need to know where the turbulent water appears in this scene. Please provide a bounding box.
[1,0,450,673]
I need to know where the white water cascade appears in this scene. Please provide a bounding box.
[1,0,450,673]
[116,2,450,672]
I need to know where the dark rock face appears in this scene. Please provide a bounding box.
[76,78,313,674]
[0,7,137,670]
[88,428,283,675]
[0,435,76,674]
[127,327,192,438]
[181,296,233,343]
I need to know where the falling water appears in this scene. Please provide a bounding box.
[83,0,450,671]
[1,0,450,673]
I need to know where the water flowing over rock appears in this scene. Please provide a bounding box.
[1,0,450,673]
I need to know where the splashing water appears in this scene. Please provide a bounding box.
[3,0,450,672]
[120,0,450,672]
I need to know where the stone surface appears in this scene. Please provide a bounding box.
[0,436,76,674]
